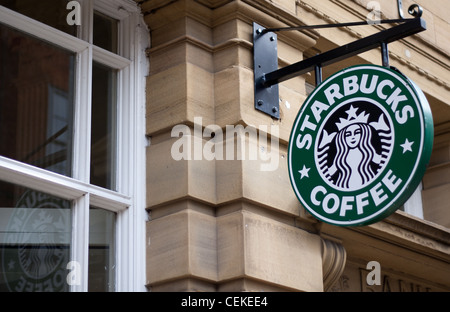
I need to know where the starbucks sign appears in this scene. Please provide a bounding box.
[288,65,433,226]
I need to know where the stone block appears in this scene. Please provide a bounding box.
[146,132,216,208]
[149,41,214,75]
[217,210,323,291]
[215,126,301,216]
[423,165,450,189]
[422,184,450,228]
[146,208,217,286]
[146,63,214,135]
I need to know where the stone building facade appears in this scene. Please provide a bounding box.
[0,0,448,292]
[143,0,450,292]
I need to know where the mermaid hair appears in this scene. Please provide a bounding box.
[333,123,377,189]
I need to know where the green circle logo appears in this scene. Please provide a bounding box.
[288,65,433,226]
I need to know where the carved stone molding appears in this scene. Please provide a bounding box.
[321,238,347,291]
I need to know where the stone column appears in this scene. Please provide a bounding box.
[143,0,333,291]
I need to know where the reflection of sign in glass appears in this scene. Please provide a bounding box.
[1,190,71,292]
[288,65,434,226]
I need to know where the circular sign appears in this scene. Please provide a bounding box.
[288,65,433,226]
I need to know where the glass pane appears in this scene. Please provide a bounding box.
[0,0,78,36]
[0,181,72,292]
[0,23,75,177]
[93,11,118,54]
[90,62,117,190]
[88,207,115,292]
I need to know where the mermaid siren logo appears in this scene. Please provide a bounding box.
[2,191,71,292]
[317,103,392,191]
[288,65,433,226]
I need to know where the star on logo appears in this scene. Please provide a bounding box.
[400,138,414,153]
[345,105,359,119]
[298,165,310,179]
[8,259,15,270]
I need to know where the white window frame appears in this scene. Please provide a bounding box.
[0,0,149,292]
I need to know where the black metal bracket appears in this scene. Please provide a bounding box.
[253,17,426,119]
[397,0,423,19]
[253,24,279,119]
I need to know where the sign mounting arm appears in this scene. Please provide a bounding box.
[253,15,426,119]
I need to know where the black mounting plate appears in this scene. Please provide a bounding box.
[253,22,279,119]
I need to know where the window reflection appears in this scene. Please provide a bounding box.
[0,0,78,36]
[0,23,75,176]
[93,11,118,54]
[88,207,116,292]
[90,62,117,190]
[0,181,72,292]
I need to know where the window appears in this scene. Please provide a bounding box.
[0,0,148,292]
[0,181,72,292]
[401,183,424,219]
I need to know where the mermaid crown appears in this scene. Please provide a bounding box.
[335,110,369,131]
